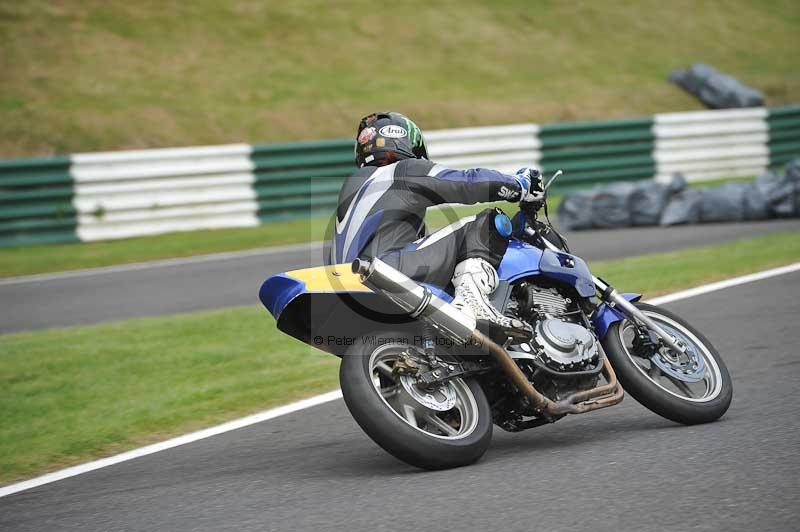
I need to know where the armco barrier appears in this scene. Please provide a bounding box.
[768,106,800,168]
[0,106,798,247]
[426,123,542,175]
[250,139,353,223]
[653,108,769,181]
[71,144,258,242]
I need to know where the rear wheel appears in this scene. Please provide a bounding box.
[602,303,732,425]
[340,333,493,470]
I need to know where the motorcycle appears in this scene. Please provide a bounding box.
[259,171,733,470]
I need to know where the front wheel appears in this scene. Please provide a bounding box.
[340,333,493,470]
[602,303,732,425]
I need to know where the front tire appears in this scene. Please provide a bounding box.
[602,303,733,425]
[340,333,493,470]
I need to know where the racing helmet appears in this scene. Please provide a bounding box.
[355,112,428,167]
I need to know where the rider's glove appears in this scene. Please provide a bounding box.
[514,167,544,204]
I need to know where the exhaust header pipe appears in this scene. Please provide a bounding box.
[352,258,477,344]
[352,258,623,417]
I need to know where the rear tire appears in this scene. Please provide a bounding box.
[602,303,732,425]
[340,332,493,470]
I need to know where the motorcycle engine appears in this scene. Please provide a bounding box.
[509,283,599,371]
[531,319,599,369]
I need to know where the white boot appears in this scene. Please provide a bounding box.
[451,258,531,337]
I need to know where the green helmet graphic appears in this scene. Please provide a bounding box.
[355,112,428,167]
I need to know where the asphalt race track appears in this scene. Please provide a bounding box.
[2,268,799,531]
[2,219,800,333]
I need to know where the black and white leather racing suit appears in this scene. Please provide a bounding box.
[327,158,527,288]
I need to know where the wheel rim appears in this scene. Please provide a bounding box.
[618,311,724,403]
[368,343,480,440]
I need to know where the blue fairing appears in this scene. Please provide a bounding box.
[259,274,308,319]
[262,238,639,343]
[497,240,596,298]
[592,293,642,338]
[497,240,641,338]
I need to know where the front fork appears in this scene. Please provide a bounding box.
[592,276,687,355]
[525,224,686,356]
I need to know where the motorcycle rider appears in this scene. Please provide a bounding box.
[328,111,544,336]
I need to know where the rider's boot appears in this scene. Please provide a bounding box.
[451,258,532,341]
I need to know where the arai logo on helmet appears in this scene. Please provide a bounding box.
[379,125,407,138]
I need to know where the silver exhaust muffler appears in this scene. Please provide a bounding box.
[352,257,476,344]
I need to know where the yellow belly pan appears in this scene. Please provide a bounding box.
[285,264,371,292]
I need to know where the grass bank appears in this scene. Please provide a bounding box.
[1,1,798,157]
[1,231,799,484]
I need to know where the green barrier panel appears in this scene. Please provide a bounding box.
[766,116,800,131]
[251,138,354,224]
[0,156,73,181]
[540,154,654,173]
[257,195,340,223]
[0,230,80,248]
[768,106,800,168]
[251,151,354,170]
[254,180,344,199]
[769,140,800,154]
[767,105,800,118]
[539,117,653,149]
[0,216,79,232]
[0,155,78,247]
[252,138,353,153]
[257,207,338,225]
[0,172,75,187]
[539,141,654,163]
[258,195,340,211]
[770,154,800,167]
[768,139,800,169]
[769,129,800,143]
[539,129,654,148]
[252,165,355,184]
[0,201,76,221]
[539,116,653,134]
[251,139,352,165]
[539,116,655,188]
[0,185,74,203]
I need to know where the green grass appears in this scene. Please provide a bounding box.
[1,1,798,157]
[0,309,341,484]
[591,230,800,295]
[1,230,799,484]
[0,216,331,277]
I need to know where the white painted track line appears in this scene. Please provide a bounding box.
[0,391,342,498]
[647,262,800,305]
[2,261,799,498]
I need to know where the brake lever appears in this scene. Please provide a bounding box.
[544,169,563,191]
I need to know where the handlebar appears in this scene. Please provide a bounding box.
[519,211,570,253]
[515,168,569,252]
